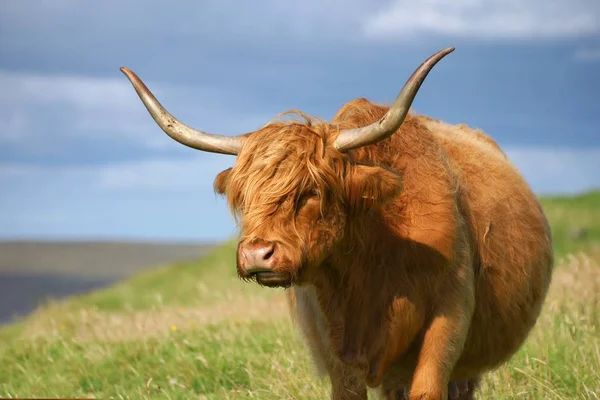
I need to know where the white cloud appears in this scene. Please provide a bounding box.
[4,0,596,46]
[505,147,600,195]
[0,71,140,142]
[0,155,234,192]
[96,154,234,191]
[3,71,134,109]
[364,0,600,40]
[0,70,271,152]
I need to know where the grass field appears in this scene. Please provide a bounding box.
[1,191,599,399]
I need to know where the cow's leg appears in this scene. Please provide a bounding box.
[449,379,481,400]
[408,272,475,400]
[458,378,481,400]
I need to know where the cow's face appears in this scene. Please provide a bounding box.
[214,118,402,288]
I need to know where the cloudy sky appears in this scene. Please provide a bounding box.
[1,0,599,242]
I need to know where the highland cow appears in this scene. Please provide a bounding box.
[121,47,554,400]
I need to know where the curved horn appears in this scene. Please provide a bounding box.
[120,67,245,155]
[334,46,455,152]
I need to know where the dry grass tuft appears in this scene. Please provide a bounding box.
[22,293,289,342]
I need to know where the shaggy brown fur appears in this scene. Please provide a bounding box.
[214,98,553,400]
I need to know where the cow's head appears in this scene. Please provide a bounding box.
[120,47,454,288]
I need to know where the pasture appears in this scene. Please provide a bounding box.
[0,191,599,399]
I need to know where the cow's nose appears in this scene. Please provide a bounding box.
[240,240,276,273]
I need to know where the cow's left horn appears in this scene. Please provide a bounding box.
[334,47,455,152]
[120,67,245,155]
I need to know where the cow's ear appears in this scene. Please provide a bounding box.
[213,168,232,195]
[344,164,402,212]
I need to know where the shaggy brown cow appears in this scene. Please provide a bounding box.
[121,47,553,400]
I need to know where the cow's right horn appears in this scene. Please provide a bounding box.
[120,67,246,155]
[334,47,455,152]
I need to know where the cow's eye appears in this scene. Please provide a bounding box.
[297,190,319,210]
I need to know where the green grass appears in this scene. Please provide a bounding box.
[0,320,330,399]
[1,191,599,399]
[540,191,600,258]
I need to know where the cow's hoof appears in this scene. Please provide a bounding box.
[447,380,469,399]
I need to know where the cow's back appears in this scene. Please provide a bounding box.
[421,116,554,375]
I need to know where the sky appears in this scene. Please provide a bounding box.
[0,0,599,242]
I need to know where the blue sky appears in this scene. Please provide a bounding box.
[1,0,599,242]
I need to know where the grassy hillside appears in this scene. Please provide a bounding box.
[1,192,599,399]
[540,191,600,257]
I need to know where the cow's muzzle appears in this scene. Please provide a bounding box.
[237,239,292,288]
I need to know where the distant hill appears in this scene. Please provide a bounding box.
[0,240,214,278]
[0,240,215,323]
